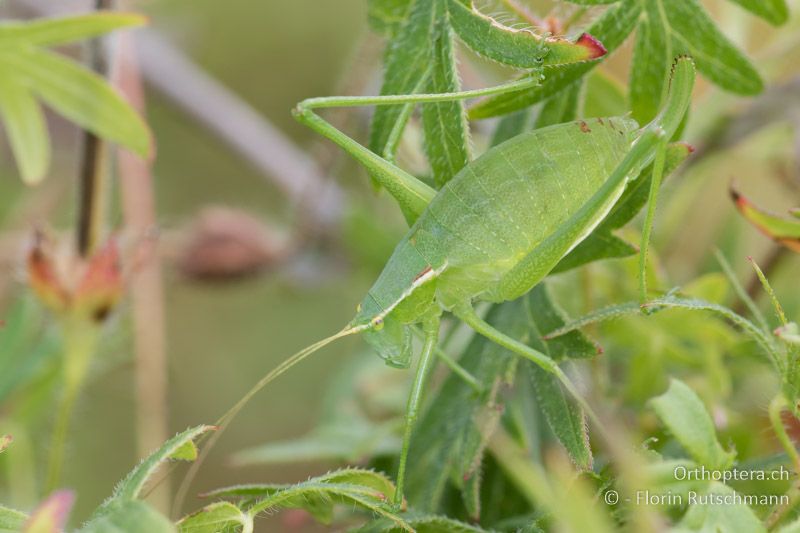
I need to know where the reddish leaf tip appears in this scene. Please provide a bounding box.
[576,33,607,59]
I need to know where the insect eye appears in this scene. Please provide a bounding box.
[372,318,384,331]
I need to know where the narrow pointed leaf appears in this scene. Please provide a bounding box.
[630,0,670,123]
[529,366,592,470]
[368,0,436,174]
[0,13,146,47]
[92,425,214,519]
[422,17,470,188]
[469,0,640,118]
[447,0,606,68]
[649,379,735,470]
[725,0,788,25]
[665,0,762,95]
[0,45,152,157]
[524,287,595,470]
[731,189,800,252]
[0,77,50,184]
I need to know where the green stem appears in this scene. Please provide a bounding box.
[45,316,98,491]
[639,139,667,304]
[394,316,440,507]
[45,384,79,492]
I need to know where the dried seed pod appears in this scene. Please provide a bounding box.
[176,207,291,281]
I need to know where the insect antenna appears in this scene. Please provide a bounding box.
[173,323,364,516]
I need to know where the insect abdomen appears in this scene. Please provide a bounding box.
[426,118,637,269]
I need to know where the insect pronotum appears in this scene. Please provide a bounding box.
[178,56,697,509]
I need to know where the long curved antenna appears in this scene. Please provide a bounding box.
[172,324,364,516]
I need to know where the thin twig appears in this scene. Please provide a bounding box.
[75,0,112,257]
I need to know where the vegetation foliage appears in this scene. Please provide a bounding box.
[0,1,799,532]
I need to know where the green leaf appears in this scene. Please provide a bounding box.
[0,45,152,158]
[22,491,73,533]
[422,17,470,188]
[91,426,214,519]
[177,502,250,533]
[630,0,763,123]
[0,77,49,184]
[529,366,592,470]
[524,286,595,470]
[79,501,175,533]
[368,0,413,36]
[472,0,764,120]
[676,482,765,533]
[368,0,436,178]
[469,0,640,119]
[205,468,409,530]
[629,0,670,124]
[446,0,606,68]
[649,379,735,470]
[732,189,800,252]
[725,0,788,25]
[680,1,763,94]
[0,13,146,47]
[0,505,27,532]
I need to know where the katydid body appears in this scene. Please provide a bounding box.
[179,57,696,511]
